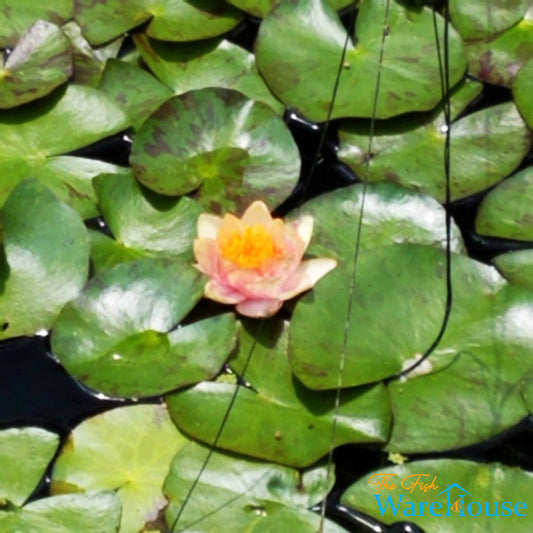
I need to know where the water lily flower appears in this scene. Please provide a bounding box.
[193,201,337,318]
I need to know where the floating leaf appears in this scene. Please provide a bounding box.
[513,60,533,128]
[338,102,530,202]
[51,257,235,397]
[494,250,533,291]
[52,405,186,533]
[130,88,300,212]
[134,35,284,114]
[74,0,243,46]
[256,0,467,121]
[167,319,390,468]
[0,427,59,506]
[476,167,533,241]
[0,21,72,109]
[88,230,145,274]
[0,179,89,340]
[342,459,533,532]
[164,441,348,532]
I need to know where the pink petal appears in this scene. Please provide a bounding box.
[288,215,313,250]
[193,239,218,277]
[279,258,337,300]
[204,280,245,304]
[241,201,273,226]
[236,298,283,318]
[197,214,222,239]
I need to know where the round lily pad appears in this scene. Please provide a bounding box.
[338,102,530,202]
[226,0,354,18]
[476,167,533,241]
[513,60,533,128]
[0,179,89,340]
[255,0,467,121]
[88,230,145,274]
[166,319,390,468]
[130,88,300,212]
[342,459,533,532]
[134,35,284,114]
[51,257,236,398]
[164,441,347,532]
[52,404,187,533]
[494,249,533,291]
[0,20,72,109]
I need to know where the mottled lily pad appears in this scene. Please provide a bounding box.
[134,35,284,113]
[342,459,533,532]
[51,257,236,397]
[513,60,533,128]
[256,0,467,121]
[164,441,347,532]
[476,167,533,241]
[130,88,300,212]
[494,250,533,291]
[0,179,89,340]
[226,0,355,18]
[166,319,390,468]
[52,404,187,533]
[74,0,243,46]
[0,21,72,109]
[338,102,530,202]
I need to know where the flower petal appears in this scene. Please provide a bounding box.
[197,214,222,239]
[290,215,314,249]
[241,200,273,226]
[193,238,218,277]
[205,280,245,304]
[279,258,337,300]
[236,298,283,318]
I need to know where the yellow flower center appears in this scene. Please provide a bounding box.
[219,224,279,269]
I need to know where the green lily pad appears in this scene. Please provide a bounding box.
[166,319,390,468]
[130,88,300,212]
[52,404,187,533]
[0,20,72,109]
[0,491,121,533]
[494,249,533,291]
[450,0,531,40]
[255,0,467,121]
[98,58,173,130]
[0,179,89,340]
[0,0,72,47]
[134,35,284,114]
[226,0,355,18]
[513,60,533,128]
[342,459,533,532]
[74,0,243,46]
[338,102,530,202]
[0,427,59,506]
[476,167,533,241]
[465,7,533,87]
[88,230,145,274]
[51,257,236,397]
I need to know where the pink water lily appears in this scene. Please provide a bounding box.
[193,201,337,318]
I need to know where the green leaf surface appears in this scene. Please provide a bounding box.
[338,102,530,202]
[0,21,72,109]
[52,405,186,533]
[494,250,533,291]
[164,441,348,532]
[94,171,200,258]
[88,230,145,274]
[513,60,533,128]
[0,492,121,533]
[74,0,243,46]
[0,0,73,47]
[255,0,467,121]
[0,179,89,339]
[0,427,59,506]
[130,88,300,212]
[476,167,533,241]
[98,58,173,130]
[226,0,355,18]
[134,35,284,114]
[166,319,390,468]
[342,459,533,532]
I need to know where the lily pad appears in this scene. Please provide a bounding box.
[166,319,390,468]
[476,167,533,241]
[130,88,300,212]
[74,0,243,46]
[494,249,533,291]
[0,179,89,340]
[226,0,355,18]
[338,102,530,202]
[164,441,348,532]
[255,0,467,121]
[52,404,187,533]
[51,257,236,397]
[0,20,72,109]
[134,35,284,114]
[513,60,533,128]
[88,230,145,274]
[342,459,533,532]
[0,427,59,506]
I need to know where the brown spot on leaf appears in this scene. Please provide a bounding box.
[144,127,172,156]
